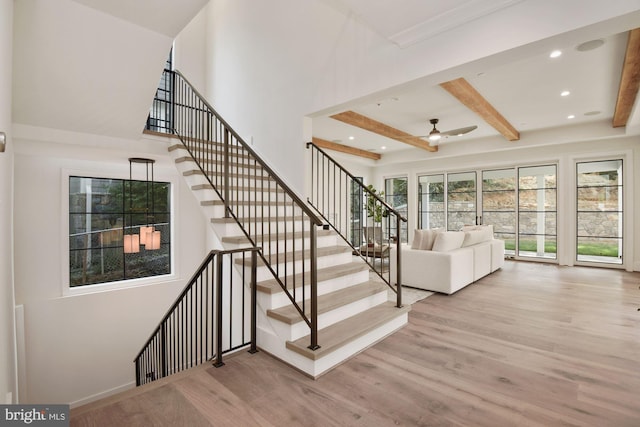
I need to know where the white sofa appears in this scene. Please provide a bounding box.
[390,226,505,295]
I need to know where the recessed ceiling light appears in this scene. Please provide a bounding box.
[381,146,386,150]
[561,90,570,97]
[549,50,562,58]
[576,39,605,52]
[348,136,355,140]
[567,114,575,119]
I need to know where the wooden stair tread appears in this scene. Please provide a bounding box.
[235,245,351,266]
[183,169,273,180]
[169,143,252,160]
[286,302,410,361]
[176,156,263,170]
[201,199,294,207]
[267,280,388,324]
[222,229,334,245]
[211,215,308,224]
[256,261,368,294]
[192,183,284,193]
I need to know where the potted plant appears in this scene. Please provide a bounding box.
[365,184,387,246]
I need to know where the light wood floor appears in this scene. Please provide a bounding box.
[71,261,640,426]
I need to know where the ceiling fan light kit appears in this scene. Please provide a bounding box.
[427,118,442,145]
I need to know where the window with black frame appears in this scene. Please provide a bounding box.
[576,159,622,264]
[146,49,174,133]
[69,176,171,287]
[350,177,364,247]
[385,177,408,243]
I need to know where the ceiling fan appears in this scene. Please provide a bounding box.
[422,118,477,146]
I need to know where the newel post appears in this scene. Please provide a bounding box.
[395,215,402,308]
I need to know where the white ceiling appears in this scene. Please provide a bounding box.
[13,0,207,140]
[312,1,639,156]
[71,0,208,38]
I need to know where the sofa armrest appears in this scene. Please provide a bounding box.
[390,244,474,294]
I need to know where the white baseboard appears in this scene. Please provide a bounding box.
[633,261,640,272]
[69,381,136,409]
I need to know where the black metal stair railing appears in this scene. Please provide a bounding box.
[170,70,324,350]
[306,142,407,307]
[134,247,260,386]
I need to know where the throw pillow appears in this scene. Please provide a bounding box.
[418,228,441,250]
[410,229,423,249]
[462,229,489,247]
[432,231,465,252]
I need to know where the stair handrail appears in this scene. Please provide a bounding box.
[134,247,260,386]
[170,70,324,350]
[306,141,407,307]
[173,70,321,225]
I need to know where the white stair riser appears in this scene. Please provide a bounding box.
[176,159,263,174]
[256,312,408,378]
[193,188,285,202]
[211,219,315,236]
[225,234,338,253]
[257,268,370,310]
[268,290,389,341]
[201,203,303,219]
[244,251,353,282]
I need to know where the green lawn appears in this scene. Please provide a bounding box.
[502,239,618,257]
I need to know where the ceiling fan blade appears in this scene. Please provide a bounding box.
[440,125,477,137]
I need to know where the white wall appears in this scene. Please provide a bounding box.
[0,0,16,405]
[12,126,209,406]
[174,6,208,91]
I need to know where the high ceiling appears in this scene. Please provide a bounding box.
[312,0,640,158]
[13,0,207,140]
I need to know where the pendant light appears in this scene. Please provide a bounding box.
[124,157,160,253]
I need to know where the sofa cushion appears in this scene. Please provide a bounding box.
[462,227,493,247]
[418,229,441,250]
[410,229,422,249]
[432,231,465,252]
[462,224,494,234]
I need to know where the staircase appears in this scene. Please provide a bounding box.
[137,69,409,380]
[169,140,409,377]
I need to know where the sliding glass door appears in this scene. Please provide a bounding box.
[517,165,557,259]
[482,169,516,256]
[576,160,623,264]
[447,172,477,230]
[418,174,445,229]
[385,177,408,243]
[417,165,557,261]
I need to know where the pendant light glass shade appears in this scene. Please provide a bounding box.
[124,234,140,253]
[125,158,161,254]
[146,230,161,250]
[139,225,154,245]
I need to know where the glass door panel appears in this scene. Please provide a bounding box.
[482,169,516,255]
[350,177,364,247]
[418,174,445,230]
[518,165,557,259]
[576,160,622,264]
[447,171,476,230]
[385,177,408,243]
